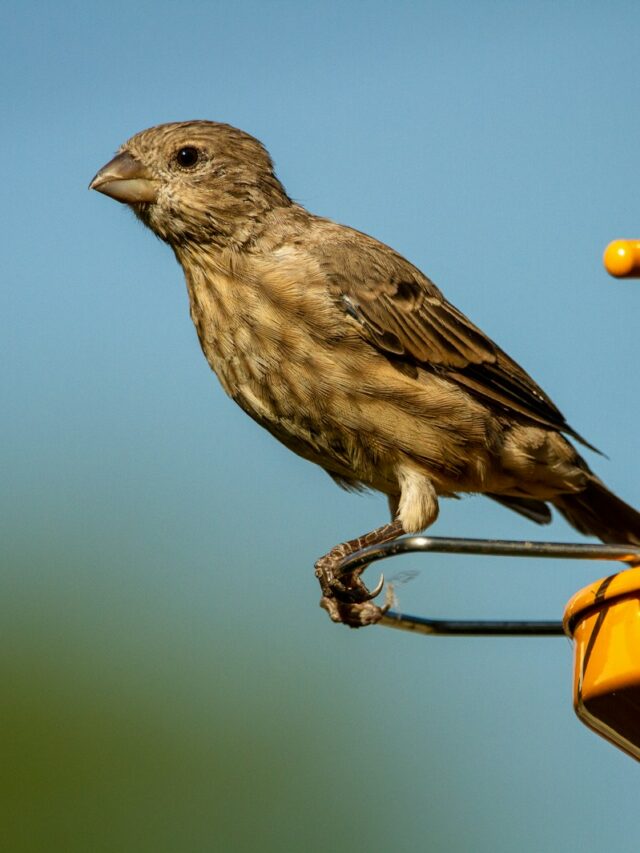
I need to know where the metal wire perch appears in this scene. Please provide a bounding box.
[336,536,640,637]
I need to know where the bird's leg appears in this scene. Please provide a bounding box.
[315,519,405,627]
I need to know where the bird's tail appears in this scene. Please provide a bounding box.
[553,478,640,546]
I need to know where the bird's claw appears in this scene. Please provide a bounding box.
[314,556,387,627]
[366,572,385,600]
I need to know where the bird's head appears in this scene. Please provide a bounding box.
[90,121,291,248]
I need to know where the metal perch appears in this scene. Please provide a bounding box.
[336,536,640,636]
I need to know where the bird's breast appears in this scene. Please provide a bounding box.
[182,256,347,447]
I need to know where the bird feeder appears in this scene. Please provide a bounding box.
[338,536,640,761]
[564,569,640,760]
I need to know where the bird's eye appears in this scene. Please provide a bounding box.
[175,147,200,168]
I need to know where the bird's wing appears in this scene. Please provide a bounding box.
[315,225,596,450]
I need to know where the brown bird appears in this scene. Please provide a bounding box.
[90,120,640,627]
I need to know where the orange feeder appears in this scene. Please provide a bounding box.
[564,569,640,761]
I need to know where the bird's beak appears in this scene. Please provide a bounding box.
[89,152,158,204]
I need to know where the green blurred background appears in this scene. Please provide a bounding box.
[4,1,640,850]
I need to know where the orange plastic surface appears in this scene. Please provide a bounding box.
[564,568,640,760]
[603,240,640,278]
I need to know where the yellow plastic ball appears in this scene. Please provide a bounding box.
[603,240,640,278]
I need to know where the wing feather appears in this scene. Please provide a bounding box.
[314,225,598,452]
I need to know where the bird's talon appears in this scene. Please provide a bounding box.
[364,572,385,600]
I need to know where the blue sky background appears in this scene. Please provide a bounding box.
[3,1,640,850]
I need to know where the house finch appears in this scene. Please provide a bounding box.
[90,121,640,627]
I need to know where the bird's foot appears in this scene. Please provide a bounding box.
[314,520,404,628]
[314,549,389,628]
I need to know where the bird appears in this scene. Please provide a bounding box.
[90,120,640,627]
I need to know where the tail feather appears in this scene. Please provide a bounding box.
[553,479,640,546]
